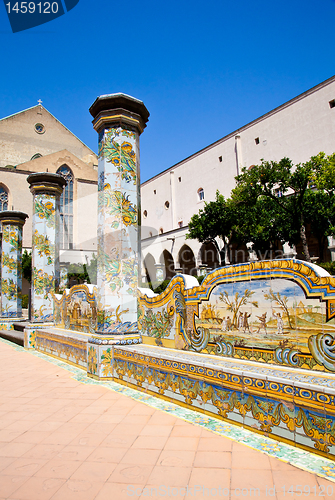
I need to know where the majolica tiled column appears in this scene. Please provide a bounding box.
[87,94,149,376]
[27,173,66,323]
[0,211,28,329]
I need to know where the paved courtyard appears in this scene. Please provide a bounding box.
[0,339,334,500]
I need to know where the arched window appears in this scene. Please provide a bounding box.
[57,165,74,249]
[198,188,204,201]
[0,186,9,211]
[31,153,43,161]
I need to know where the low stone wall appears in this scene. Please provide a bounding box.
[112,344,335,460]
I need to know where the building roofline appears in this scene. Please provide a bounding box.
[141,74,335,186]
[0,105,97,158]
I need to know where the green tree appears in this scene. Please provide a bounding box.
[232,157,317,261]
[186,191,233,264]
[22,250,32,283]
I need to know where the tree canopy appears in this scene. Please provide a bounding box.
[186,152,335,263]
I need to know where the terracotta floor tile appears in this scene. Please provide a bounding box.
[139,424,173,437]
[131,435,168,450]
[33,459,81,479]
[139,485,186,500]
[316,476,335,489]
[67,413,100,424]
[55,445,95,461]
[103,433,137,448]
[272,469,319,489]
[29,421,63,433]
[109,423,145,435]
[197,437,233,451]
[231,468,273,491]
[88,446,128,463]
[147,465,192,487]
[0,475,29,498]
[22,444,64,461]
[39,431,79,446]
[232,450,271,469]
[0,455,16,471]
[269,457,298,471]
[108,463,154,485]
[193,450,231,468]
[0,442,35,458]
[147,413,177,425]
[170,425,202,437]
[121,414,152,425]
[2,457,46,477]
[5,421,36,432]
[0,430,24,442]
[188,467,230,487]
[47,479,104,500]
[13,431,52,444]
[164,436,199,451]
[70,461,116,482]
[10,477,65,500]
[95,482,142,500]
[121,448,161,466]
[157,450,195,468]
[69,432,107,447]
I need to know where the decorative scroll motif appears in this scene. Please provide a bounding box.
[213,335,234,356]
[275,346,300,366]
[309,333,335,372]
[138,260,335,373]
[99,128,137,185]
[189,327,210,353]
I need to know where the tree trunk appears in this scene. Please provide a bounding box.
[300,222,311,262]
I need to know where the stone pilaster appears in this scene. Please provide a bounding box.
[87,94,149,375]
[27,173,66,323]
[0,211,28,328]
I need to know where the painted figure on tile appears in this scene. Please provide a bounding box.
[243,312,251,333]
[238,312,244,332]
[221,317,227,332]
[257,313,267,334]
[276,313,284,334]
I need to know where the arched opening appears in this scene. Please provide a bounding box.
[143,253,156,284]
[179,245,196,276]
[0,185,9,211]
[57,165,74,249]
[197,187,204,201]
[200,241,220,269]
[160,250,175,280]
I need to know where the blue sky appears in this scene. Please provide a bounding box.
[1,0,335,182]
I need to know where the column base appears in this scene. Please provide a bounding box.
[24,322,54,349]
[0,318,26,331]
[87,334,142,380]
